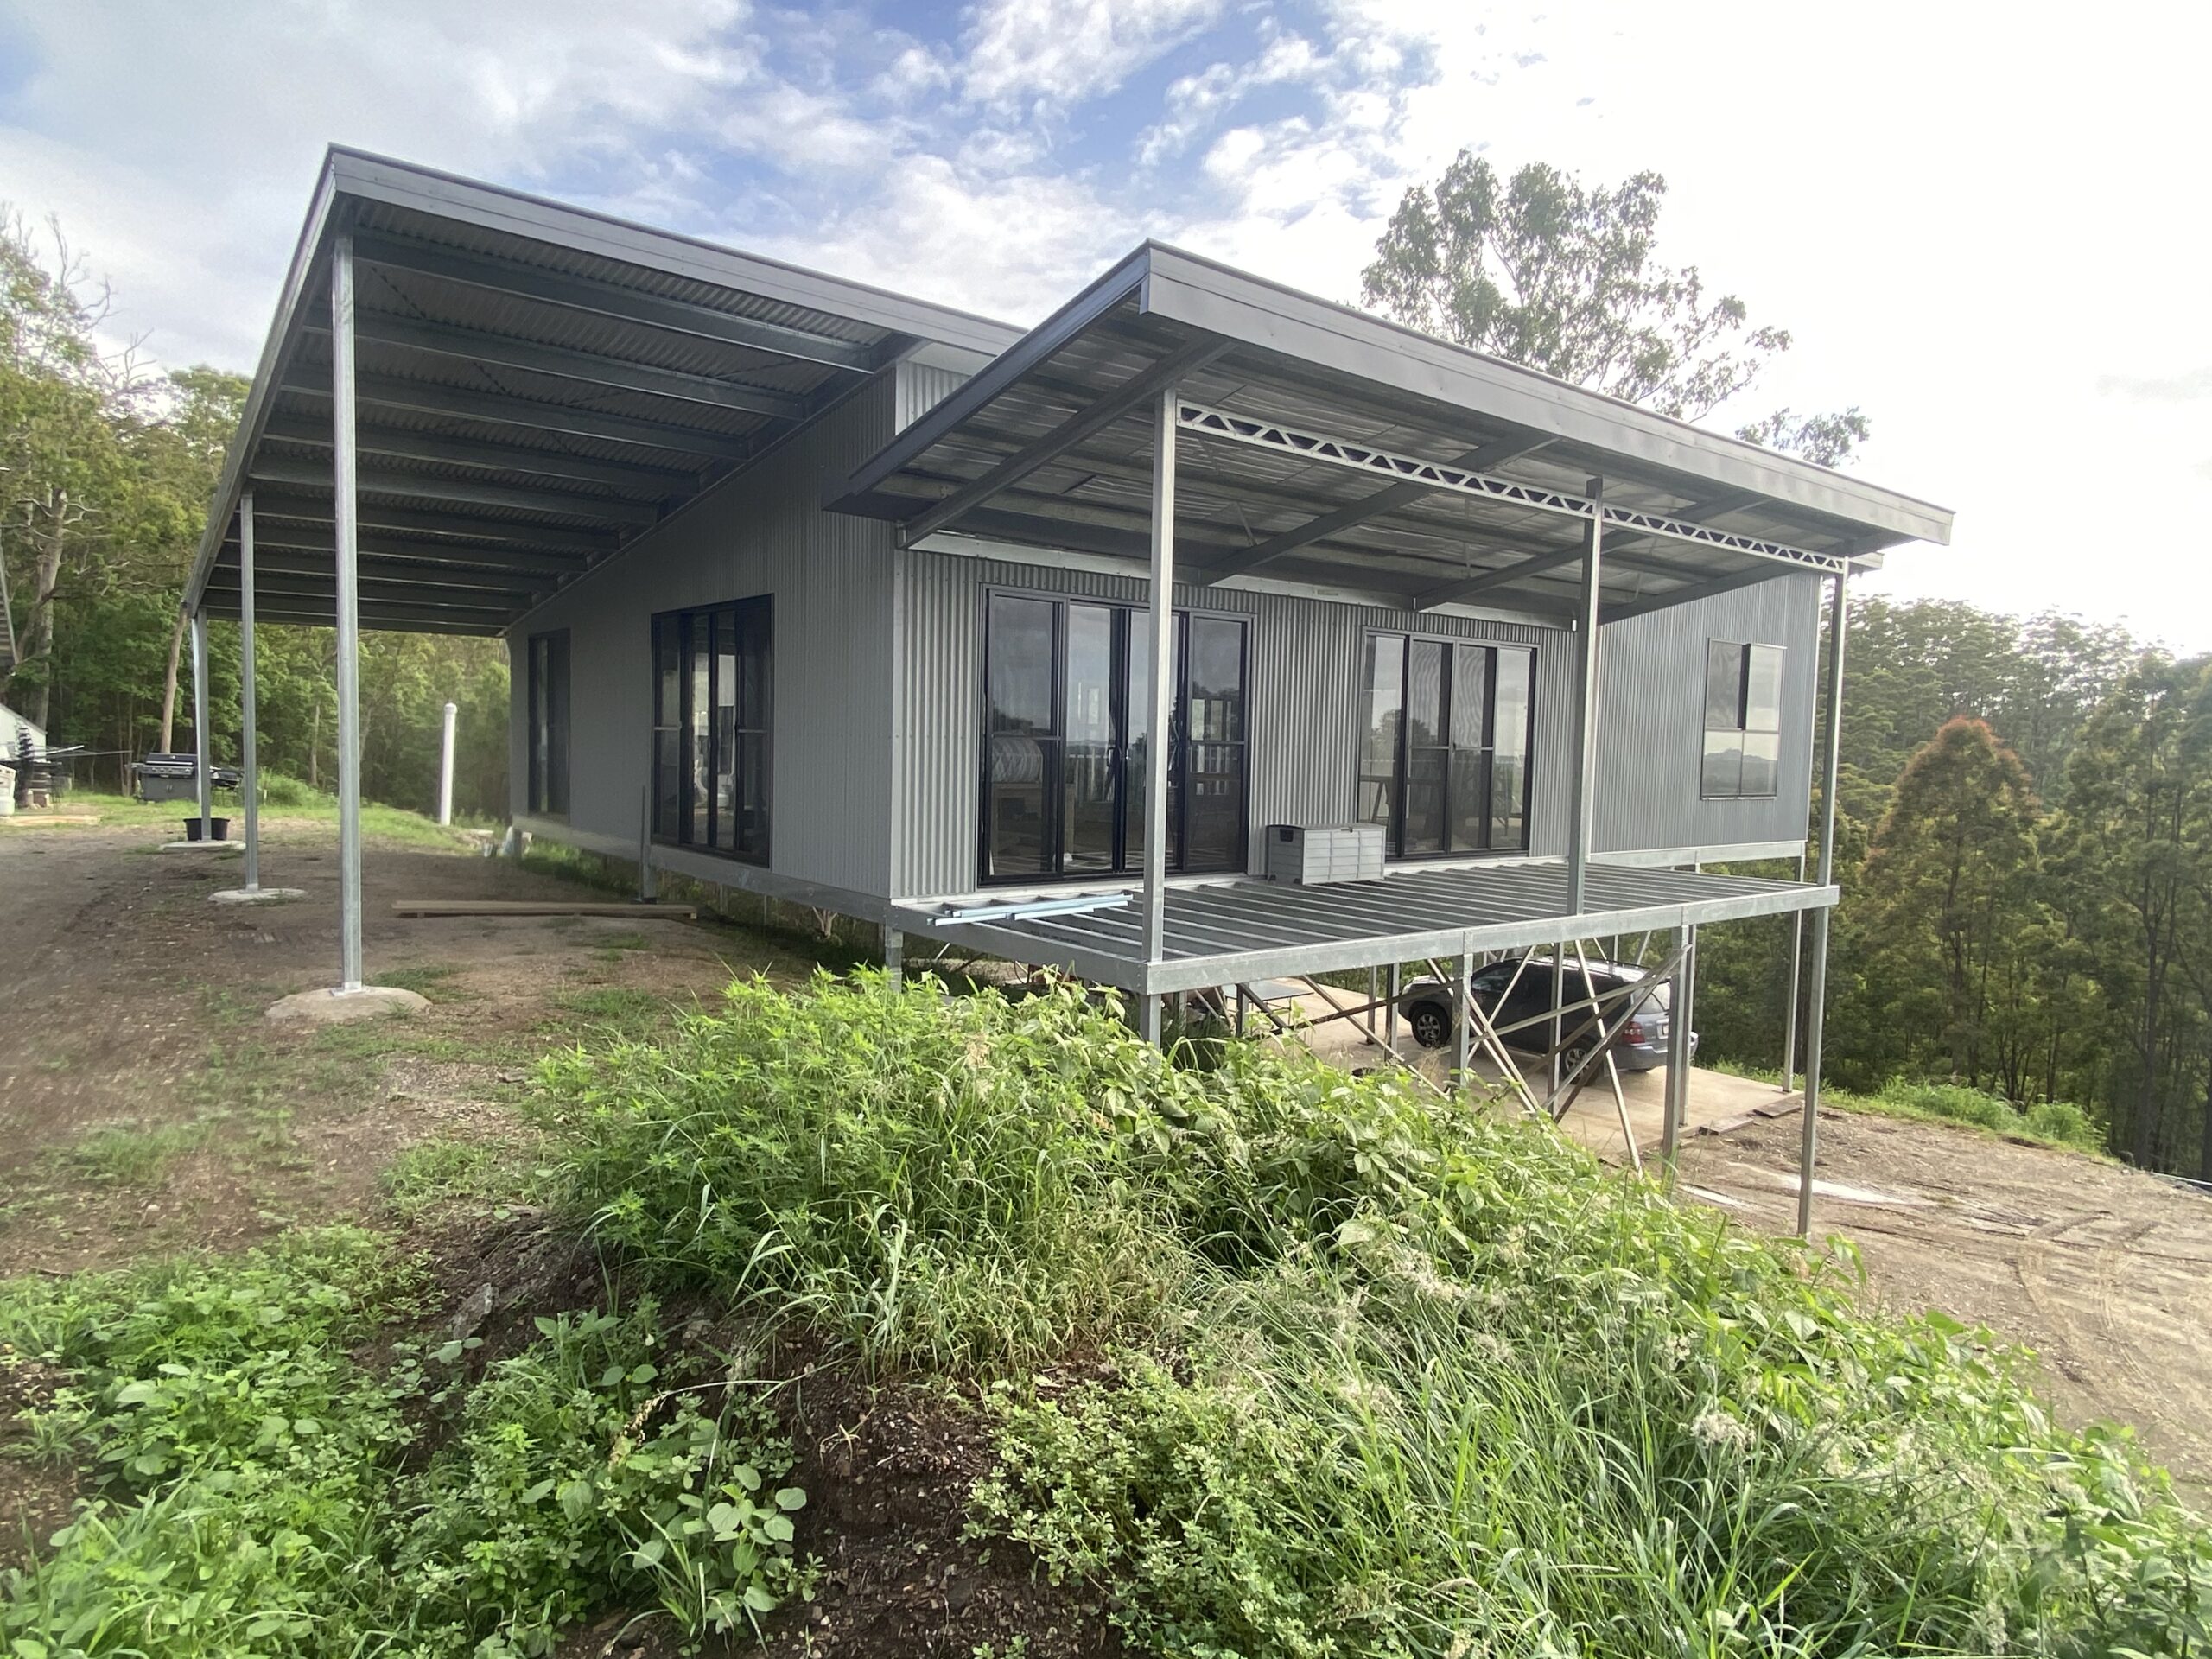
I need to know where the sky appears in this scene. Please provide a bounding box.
[2,0,2206,646]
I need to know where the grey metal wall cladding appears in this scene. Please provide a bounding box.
[508,374,902,895]
[893,548,1551,899]
[893,550,1821,898]
[1589,570,1821,855]
[896,361,972,431]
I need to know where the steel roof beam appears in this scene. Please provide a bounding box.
[203,589,517,626]
[201,602,508,637]
[246,454,661,527]
[244,552,551,595]
[281,367,752,460]
[304,312,810,420]
[1201,435,1554,583]
[247,493,616,554]
[232,526,586,575]
[900,339,1229,547]
[259,415,696,494]
[350,231,891,374]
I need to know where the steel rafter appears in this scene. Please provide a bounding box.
[1174,404,1851,575]
[280,368,753,461]
[245,454,661,527]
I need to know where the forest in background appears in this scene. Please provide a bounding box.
[0,214,507,817]
[10,175,2212,1179]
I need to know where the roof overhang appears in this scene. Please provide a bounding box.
[827,243,1953,623]
[187,147,1024,637]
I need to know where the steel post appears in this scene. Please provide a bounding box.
[1564,477,1604,915]
[436,700,457,825]
[883,926,903,981]
[1452,949,1473,1095]
[190,610,212,841]
[1798,573,1851,1238]
[238,493,259,888]
[1781,850,1806,1090]
[1141,386,1179,975]
[332,231,365,991]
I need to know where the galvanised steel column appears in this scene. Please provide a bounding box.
[1563,477,1604,916]
[1797,573,1850,1238]
[1452,948,1473,1096]
[1780,850,1806,1090]
[1662,924,1694,1162]
[238,493,260,891]
[190,609,212,841]
[435,700,456,826]
[332,231,365,992]
[1138,386,1179,1046]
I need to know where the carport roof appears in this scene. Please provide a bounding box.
[828,242,1953,623]
[186,148,1023,637]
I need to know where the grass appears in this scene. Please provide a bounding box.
[1713,1060,2108,1154]
[369,962,472,999]
[379,1137,536,1222]
[48,1118,213,1187]
[10,791,477,850]
[537,972,2212,1658]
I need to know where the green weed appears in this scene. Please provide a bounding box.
[49,1118,211,1187]
[0,1236,807,1656]
[380,1138,531,1221]
[370,962,469,998]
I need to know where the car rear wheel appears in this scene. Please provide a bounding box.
[1408,1002,1451,1049]
[1560,1038,1594,1076]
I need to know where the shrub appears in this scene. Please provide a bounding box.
[535,971,1186,1373]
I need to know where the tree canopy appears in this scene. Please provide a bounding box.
[1361,153,1868,463]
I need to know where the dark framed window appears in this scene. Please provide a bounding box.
[1358,632,1534,858]
[526,630,569,819]
[1702,640,1783,799]
[981,589,1248,883]
[652,597,770,862]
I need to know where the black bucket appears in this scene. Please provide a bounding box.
[182,816,232,842]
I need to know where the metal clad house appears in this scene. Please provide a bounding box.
[182,150,1952,1229]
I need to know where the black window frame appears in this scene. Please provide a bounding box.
[1700,639,1784,801]
[526,629,569,820]
[651,595,772,865]
[977,585,1250,887]
[1357,628,1537,861]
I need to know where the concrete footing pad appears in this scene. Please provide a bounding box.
[264,985,429,1026]
[160,839,243,853]
[210,886,307,906]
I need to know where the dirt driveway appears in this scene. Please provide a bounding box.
[1679,1110,2212,1500]
[0,817,827,1274]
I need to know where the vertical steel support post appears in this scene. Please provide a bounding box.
[1662,925,1693,1160]
[331,231,365,992]
[883,927,903,981]
[436,701,457,826]
[1564,477,1604,916]
[1781,850,1806,1090]
[1452,948,1473,1096]
[238,493,259,889]
[1386,963,1400,1053]
[1139,385,1179,1047]
[190,609,212,842]
[1797,573,1850,1237]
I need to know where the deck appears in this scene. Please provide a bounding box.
[891,860,1833,995]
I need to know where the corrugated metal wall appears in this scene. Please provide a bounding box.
[1589,570,1821,854]
[506,378,900,894]
[893,549,1556,897]
[892,550,1821,898]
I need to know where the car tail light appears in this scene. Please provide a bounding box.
[1622,1020,1646,1045]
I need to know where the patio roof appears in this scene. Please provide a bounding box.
[827,243,1953,623]
[184,148,1022,636]
[891,861,1834,997]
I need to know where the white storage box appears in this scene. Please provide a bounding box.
[1264,823,1385,884]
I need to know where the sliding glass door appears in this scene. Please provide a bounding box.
[1359,632,1534,859]
[982,591,1247,882]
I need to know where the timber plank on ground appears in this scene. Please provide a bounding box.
[390,899,698,919]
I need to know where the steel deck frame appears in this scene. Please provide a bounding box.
[888,861,1834,999]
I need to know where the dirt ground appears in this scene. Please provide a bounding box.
[3,809,2209,1557]
[1678,1109,2212,1500]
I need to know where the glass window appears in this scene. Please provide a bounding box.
[651,597,771,862]
[1363,633,1535,860]
[1702,640,1783,799]
[527,631,569,819]
[980,594,1246,883]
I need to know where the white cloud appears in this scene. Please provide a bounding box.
[958,0,1224,110]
